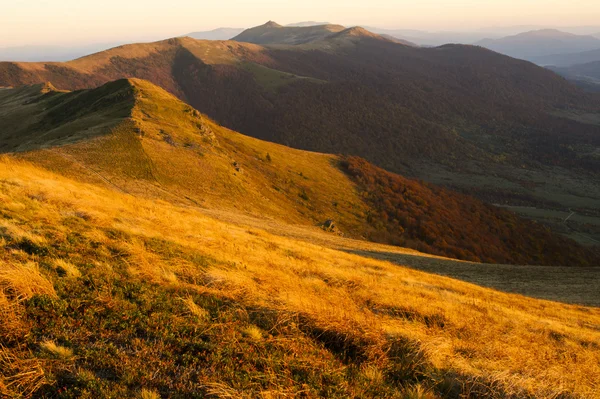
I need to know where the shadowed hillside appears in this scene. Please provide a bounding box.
[1,79,598,266]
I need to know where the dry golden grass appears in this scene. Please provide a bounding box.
[181,295,210,321]
[40,340,74,359]
[242,325,264,341]
[0,346,46,398]
[0,261,56,302]
[140,388,161,399]
[52,258,81,278]
[0,156,599,397]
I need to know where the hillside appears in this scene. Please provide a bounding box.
[477,29,600,60]
[0,156,598,399]
[1,80,600,397]
[232,21,348,45]
[2,79,599,267]
[1,32,600,244]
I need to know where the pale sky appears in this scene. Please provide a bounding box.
[2,0,600,47]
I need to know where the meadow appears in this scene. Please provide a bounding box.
[1,157,599,398]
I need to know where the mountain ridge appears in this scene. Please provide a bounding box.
[1,32,599,246]
[1,78,598,266]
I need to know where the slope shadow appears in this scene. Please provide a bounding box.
[341,249,600,307]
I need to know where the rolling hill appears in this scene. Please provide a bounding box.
[0,78,600,399]
[1,79,598,267]
[183,27,245,41]
[477,29,600,60]
[1,28,600,244]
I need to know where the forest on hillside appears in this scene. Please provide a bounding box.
[341,156,600,266]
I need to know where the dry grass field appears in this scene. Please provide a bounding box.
[1,157,600,398]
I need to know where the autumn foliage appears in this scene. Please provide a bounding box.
[341,156,600,266]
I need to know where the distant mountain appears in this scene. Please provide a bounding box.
[286,21,330,27]
[232,22,405,47]
[477,29,600,61]
[366,28,499,46]
[183,27,245,41]
[533,48,600,67]
[232,21,348,45]
[0,42,125,62]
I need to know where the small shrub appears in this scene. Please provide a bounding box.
[299,189,309,201]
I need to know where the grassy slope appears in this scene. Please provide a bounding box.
[12,79,370,233]
[1,157,600,398]
[0,80,134,153]
[3,79,598,266]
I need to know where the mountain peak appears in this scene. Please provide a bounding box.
[521,29,576,37]
[263,21,282,28]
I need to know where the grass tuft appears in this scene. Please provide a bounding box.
[242,325,263,341]
[40,340,73,359]
[52,258,81,278]
[140,388,161,399]
[181,296,209,320]
[402,384,437,399]
[0,262,56,302]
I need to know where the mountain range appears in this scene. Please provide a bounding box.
[476,29,600,61]
[1,22,599,247]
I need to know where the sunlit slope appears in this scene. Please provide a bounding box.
[6,78,371,231]
[0,158,599,398]
[2,79,598,266]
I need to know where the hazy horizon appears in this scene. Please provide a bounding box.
[2,0,600,47]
